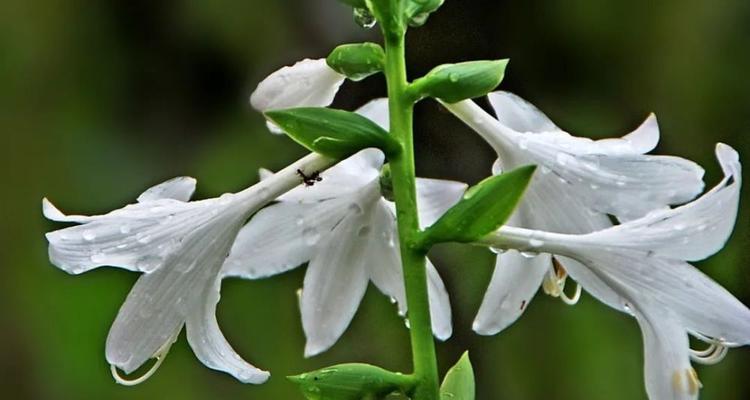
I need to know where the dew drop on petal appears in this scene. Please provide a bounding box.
[119,225,132,234]
[303,228,320,246]
[357,225,371,237]
[529,239,544,248]
[490,247,506,255]
[90,253,106,263]
[82,230,96,241]
[520,251,539,258]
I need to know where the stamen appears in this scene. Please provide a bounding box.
[690,342,728,365]
[686,368,703,394]
[110,332,178,386]
[560,282,582,305]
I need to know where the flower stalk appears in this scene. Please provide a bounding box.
[381,15,441,400]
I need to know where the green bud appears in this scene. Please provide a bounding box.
[440,352,475,400]
[288,363,415,400]
[405,0,444,27]
[420,165,535,245]
[379,164,395,201]
[409,59,509,103]
[327,43,385,81]
[265,107,401,160]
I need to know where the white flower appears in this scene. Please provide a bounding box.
[484,144,749,400]
[44,153,333,384]
[444,91,706,334]
[223,146,467,357]
[250,58,346,134]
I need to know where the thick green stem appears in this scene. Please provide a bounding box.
[383,29,440,400]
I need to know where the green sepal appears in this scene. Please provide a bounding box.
[327,43,385,81]
[404,0,444,27]
[421,165,536,245]
[265,107,401,159]
[440,352,475,400]
[409,60,508,103]
[288,363,415,400]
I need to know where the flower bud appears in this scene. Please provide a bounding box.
[327,43,385,81]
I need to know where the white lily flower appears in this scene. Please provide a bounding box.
[483,144,749,400]
[444,91,706,334]
[223,146,466,357]
[44,154,334,384]
[251,58,346,134]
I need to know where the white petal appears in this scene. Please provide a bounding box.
[584,251,750,345]
[473,251,549,335]
[258,168,274,181]
[301,211,372,357]
[185,278,270,384]
[106,212,242,373]
[45,198,227,274]
[416,178,468,228]
[222,199,349,279]
[366,203,407,316]
[279,150,384,203]
[426,258,453,341]
[589,143,741,261]
[598,114,659,154]
[137,177,197,203]
[356,98,390,130]
[366,203,453,339]
[634,307,697,400]
[487,91,558,133]
[556,256,626,312]
[42,197,92,223]
[250,58,345,112]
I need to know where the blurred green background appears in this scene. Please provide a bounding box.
[2,0,749,398]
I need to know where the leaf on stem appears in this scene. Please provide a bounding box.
[421,165,536,245]
[440,352,475,400]
[409,60,509,103]
[265,107,401,159]
[288,363,414,400]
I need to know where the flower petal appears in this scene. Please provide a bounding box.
[634,307,697,400]
[45,198,224,274]
[426,258,453,341]
[584,251,750,345]
[589,143,741,261]
[137,177,197,203]
[250,58,345,113]
[276,150,384,203]
[105,212,243,373]
[222,198,350,279]
[473,251,549,335]
[356,98,390,130]
[185,278,270,384]
[487,91,558,133]
[416,178,468,228]
[300,211,372,357]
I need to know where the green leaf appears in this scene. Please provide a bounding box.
[409,60,508,103]
[265,107,401,159]
[327,43,385,81]
[404,0,444,27]
[421,165,535,245]
[440,352,475,400]
[288,363,414,400]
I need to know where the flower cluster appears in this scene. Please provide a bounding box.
[44,55,748,400]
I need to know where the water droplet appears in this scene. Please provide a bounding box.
[490,247,506,255]
[119,225,132,234]
[540,166,551,174]
[520,251,539,258]
[673,223,686,231]
[353,7,376,28]
[404,319,411,329]
[136,233,152,244]
[357,225,371,237]
[408,12,430,27]
[518,138,529,150]
[529,239,544,248]
[82,230,96,241]
[295,217,304,226]
[616,180,627,187]
[303,227,320,246]
[556,153,574,167]
[448,73,459,83]
[90,253,106,263]
[348,203,363,215]
[590,184,600,190]
[218,193,234,205]
[389,296,397,304]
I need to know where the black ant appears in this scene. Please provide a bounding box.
[297,169,323,187]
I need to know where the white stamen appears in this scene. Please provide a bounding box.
[690,341,728,365]
[560,282,582,305]
[110,332,178,386]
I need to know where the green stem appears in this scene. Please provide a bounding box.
[383,27,440,400]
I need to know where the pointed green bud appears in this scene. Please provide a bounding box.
[420,165,535,245]
[288,363,415,400]
[265,107,401,159]
[440,352,475,400]
[405,0,444,27]
[409,60,509,103]
[327,43,385,81]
